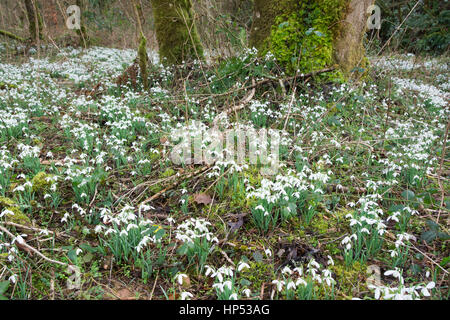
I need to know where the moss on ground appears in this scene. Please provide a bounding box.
[0,196,31,226]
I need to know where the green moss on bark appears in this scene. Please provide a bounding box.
[138,33,149,90]
[151,0,204,65]
[24,0,43,43]
[250,0,356,78]
[76,0,91,48]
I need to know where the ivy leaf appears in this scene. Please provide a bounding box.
[240,279,251,286]
[79,243,99,253]
[278,21,289,29]
[421,230,436,244]
[426,219,440,232]
[83,252,94,264]
[305,27,315,36]
[0,281,9,295]
[252,251,263,262]
[154,228,165,240]
[68,249,78,264]
[314,30,324,37]
[177,243,188,256]
[401,189,415,200]
[438,232,450,241]
[440,256,450,267]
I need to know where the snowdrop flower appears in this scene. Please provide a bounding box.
[287,281,297,290]
[237,261,250,272]
[39,229,50,236]
[223,280,232,290]
[61,212,70,223]
[296,278,307,287]
[13,185,25,192]
[105,228,117,236]
[212,283,224,292]
[6,273,17,284]
[12,234,26,245]
[205,265,216,277]
[242,289,251,298]
[281,266,293,275]
[180,292,193,300]
[420,282,435,297]
[369,284,382,300]
[229,293,238,300]
[0,209,14,218]
[176,273,188,285]
[272,280,285,292]
[166,217,175,225]
[293,267,303,276]
[327,255,334,266]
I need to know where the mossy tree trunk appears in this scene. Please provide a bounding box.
[24,0,43,43]
[333,0,375,74]
[250,0,375,77]
[76,0,90,48]
[150,0,204,65]
[132,0,149,90]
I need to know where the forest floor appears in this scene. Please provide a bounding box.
[0,44,448,300]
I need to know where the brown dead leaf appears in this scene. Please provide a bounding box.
[160,136,168,144]
[181,275,191,288]
[168,293,178,300]
[116,288,135,300]
[193,193,212,205]
[228,217,244,233]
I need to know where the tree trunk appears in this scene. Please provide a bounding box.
[76,0,90,48]
[132,0,149,90]
[249,0,374,77]
[150,0,204,65]
[333,0,375,74]
[24,0,43,43]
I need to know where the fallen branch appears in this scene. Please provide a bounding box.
[0,225,69,268]
[326,184,367,194]
[1,221,56,235]
[198,67,335,102]
[0,29,25,42]
[140,165,211,206]
[212,79,256,127]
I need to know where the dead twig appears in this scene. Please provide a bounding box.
[140,166,211,206]
[0,225,69,268]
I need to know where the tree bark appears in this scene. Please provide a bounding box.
[24,0,43,43]
[333,0,375,74]
[249,0,297,53]
[150,0,204,65]
[249,0,374,77]
[132,0,149,90]
[76,0,90,48]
